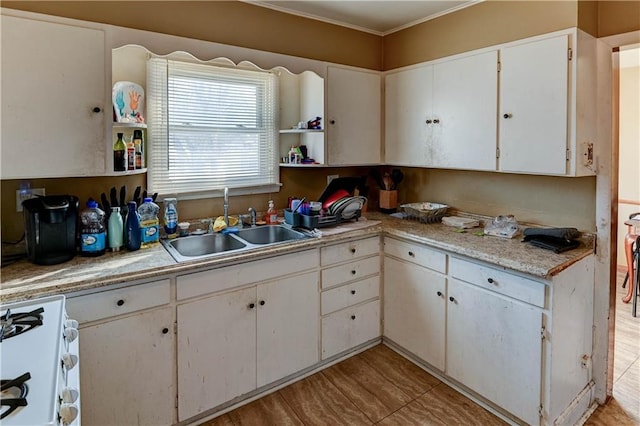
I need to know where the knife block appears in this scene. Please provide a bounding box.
[379,190,398,210]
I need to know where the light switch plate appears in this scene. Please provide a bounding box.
[16,188,45,212]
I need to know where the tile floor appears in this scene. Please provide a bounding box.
[203,269,640,426]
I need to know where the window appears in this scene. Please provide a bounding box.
[147,57,279,197]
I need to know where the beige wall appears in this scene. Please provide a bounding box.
[598,0,640,38]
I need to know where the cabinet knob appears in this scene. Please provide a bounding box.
[351,315,356,320]
[116,299,125,307]
[350,248,356,254]
[426,119,433,124]
[487,278,495,284]
[248,302,256,309]
[351,270,357,275]
[503,113,512,119]
[408,251,415,257]
[92,106,102,113]
[259,300,266,306]
[330,119,336,125]
[162,327,169,334]
[449,296,456,303]
[437,291,443,297]
[351,289,356,295]
[433,119,440,124]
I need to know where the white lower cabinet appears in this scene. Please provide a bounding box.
[177,269,319,421]
[383,237,595,426]
[66,280,175,426]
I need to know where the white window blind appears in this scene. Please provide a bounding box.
[147,57,279,197]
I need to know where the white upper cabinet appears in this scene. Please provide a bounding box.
[499,35,569,175]
[327,66,382,165]
[1,14,106,179]
[385,65,433,166]
[431,51,498,170]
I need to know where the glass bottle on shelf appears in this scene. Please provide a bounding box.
[113,132,126,172]
[133,129,145,169]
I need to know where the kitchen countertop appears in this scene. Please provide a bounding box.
[0,213,594,303]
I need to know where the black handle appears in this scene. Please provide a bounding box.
[162,328,169,334]
[503,113,512,119]
[248,303,255,309]
[330,120,336,125]
[350,248,356,254]
[351,270,356,275]
[259,300,265,306]
[351,290,356,295]
[92,106,102,113]
[437,291,443,297]
[487,278,495,284]
[116,299,124,306]
[351,315,356,320]
[433,119,440,124]
[408,251,415,257]
[426,119,432,124]
[449,296,455,302]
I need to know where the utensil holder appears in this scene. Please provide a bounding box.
[284,208,301,227]
[379,190,398,210]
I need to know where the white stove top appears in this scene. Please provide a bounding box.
[1,295,66,425]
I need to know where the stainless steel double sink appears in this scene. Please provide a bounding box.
[161,225,309,262]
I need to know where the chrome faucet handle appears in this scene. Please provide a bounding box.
[248,207,257,227]
[200,218,214,233]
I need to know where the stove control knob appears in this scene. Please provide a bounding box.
[60,386,79,403]
[65,319,79,329]
[59,403,79,425]
[64,327,79,342]
[61,353,78,370]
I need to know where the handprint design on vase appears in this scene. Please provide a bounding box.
[112,81,145,123]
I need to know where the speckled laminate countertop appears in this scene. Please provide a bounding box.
[0,214,593,303]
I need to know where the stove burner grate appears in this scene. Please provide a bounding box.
[0,372,30,420]
[0,307,44,342]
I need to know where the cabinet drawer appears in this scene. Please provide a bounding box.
[67,279,171,324]
[321,299,380,360]
[177,249,318,300]
[383,237,446,273]
[321,237,380,266]
[450,257,546,308]
[321,255,380,290]
[321,275,379,315]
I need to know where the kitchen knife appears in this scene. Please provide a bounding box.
[132,186,141,206]
[110,187,118,208]
[120,186,126,208]
[101,193,111,214]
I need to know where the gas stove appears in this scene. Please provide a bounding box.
[0,295,80,425]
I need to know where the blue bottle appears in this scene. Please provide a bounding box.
[125,201,142,251]
[80,201,106,256]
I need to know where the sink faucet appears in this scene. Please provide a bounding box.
[223,187,229,226]
[248,207,257,227]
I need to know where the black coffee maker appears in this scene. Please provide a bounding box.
[23,195,79,265]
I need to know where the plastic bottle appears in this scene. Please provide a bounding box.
[133,130,144,169]
[80,200,106,256]
[163,198,179,238]
[138,197,160,248]
[108,206,123,251]
[126,136,135,171]
[113,133,126,172]
[266,200,277,224]
[125,201,141,251]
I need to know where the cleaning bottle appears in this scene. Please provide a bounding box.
[80,200,106,256]
[163,198,178,239]
[137,197,160,248]
[125,201,141,251]
[266,200,277,225]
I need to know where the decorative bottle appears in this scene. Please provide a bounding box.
[113,132,127,172]
[125,201,141,251]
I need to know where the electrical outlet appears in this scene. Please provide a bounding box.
[16,188,45,212]
[327,174,339,185]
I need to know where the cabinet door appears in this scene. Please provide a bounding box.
[79,307,175,425]
[383,256,446,370]
[257,271,319,387]
[327,66,381,165]
[447,279,543,425]
[1,15,106,178]
[177,287,257,421]
[499,35,569,175]
[385,65,433,166]
[431,51,498,170]
[322,299,380,359]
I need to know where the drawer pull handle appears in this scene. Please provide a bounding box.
[92,106,102,113]
[487,278,495,284]
[116,299,125,307]
[351,290,356,295]
[437,291,443,297]
[449,296,456,303]
[408,251,415,257]
[162,328,169,334]
[350,248,356,254]
[351,270,356,275]
[259,300,266,306]
[351,315,356,320]
[248,302,256,309]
